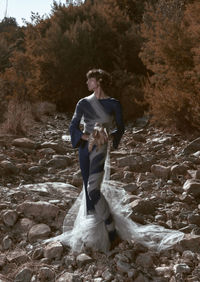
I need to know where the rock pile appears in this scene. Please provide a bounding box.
[0,114,200,281]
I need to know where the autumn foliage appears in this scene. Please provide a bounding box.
[0,0,199,133]
[140,0,200,132]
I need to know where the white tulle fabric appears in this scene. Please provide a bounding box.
[44,145,184,254]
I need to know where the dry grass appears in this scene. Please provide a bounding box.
[0,100,57,136]
[0,100,35,135]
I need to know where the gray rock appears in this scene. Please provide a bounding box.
[0,254,6,268]
[151,164,170,180]
[2,210,18,226]
[20,182,79,198]
[56,272,81,282]
[155,266,173,277]
[0,160,19,174]
[132,133,146,143]
[6,249,28,264]
[130,198,156,215]
[73,170,83,185]
[40,142,66,154]
[64,254,76,267]
[183,137,200,154]
[183,179,200,197]
[140,180,152,190]
[18,218,35,232]
[28,166,45,174]
[102,269,114,281]
[136,253,154,268]
[176,234,200,252]
[28,223,51,242]
[134,272,150,282]
[117,155,142,168]
[151,136,173,145]
[123,183,138,193]
[12,138,36,149]
[14,267,32,282]
[32,247,44,260]
[128,268,138,279]
[170,164,188,178]
[76,253,93,267]
[38,148,55,155]
[44,241,63,259]
[188,213,200,226]
[2,235,12,250]
[38,267,55,282]
[116,260,131,273]
[123,171,134,180]
[173,263,191,274]
[182,250,196,260]
[17,201,60,221]
[47,156,70,169]
[195,169,200,179]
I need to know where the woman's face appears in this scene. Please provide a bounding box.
[87,77,100,91]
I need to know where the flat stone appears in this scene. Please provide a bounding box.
[20,182,79,198]
[40,142,66,154]
[44,241,63,259]
[123,183,138,193]
[117,155,142,169]
[28,223,51,242]
[17,201,60,221]
[47,158,70,169]
[14,267,32,282]
[12,138,36,149]
[6,249,27,263]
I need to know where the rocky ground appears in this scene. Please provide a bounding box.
[1,112,200,281]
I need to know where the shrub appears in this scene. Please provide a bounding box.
[140,0,200,132]
[1,100,35,135]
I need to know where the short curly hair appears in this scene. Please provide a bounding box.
[86,69,111,93]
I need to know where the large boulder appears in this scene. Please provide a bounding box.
[17,201,60,221]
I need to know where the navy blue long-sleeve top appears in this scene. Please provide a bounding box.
[69,97,124,149]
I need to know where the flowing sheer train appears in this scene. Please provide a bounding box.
[44,145,184,254]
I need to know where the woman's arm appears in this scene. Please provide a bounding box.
[69,100,86,148]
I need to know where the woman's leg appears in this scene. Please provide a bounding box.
[87,144,117,242]
[79,141,95,212]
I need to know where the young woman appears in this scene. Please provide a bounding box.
[45,69,184,254]
[68,69,124,251]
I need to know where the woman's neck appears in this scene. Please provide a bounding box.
[94,88,108,100]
